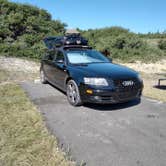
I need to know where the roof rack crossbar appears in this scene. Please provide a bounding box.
[63,45,92,50]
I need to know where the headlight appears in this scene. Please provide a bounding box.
[84,78,109,86]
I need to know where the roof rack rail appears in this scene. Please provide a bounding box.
[63,45,92,50]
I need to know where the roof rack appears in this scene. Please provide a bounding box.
[63,45,92,50]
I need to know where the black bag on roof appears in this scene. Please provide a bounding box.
[44,34,88,49]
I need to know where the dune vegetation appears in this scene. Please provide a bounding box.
[0,0,166,62]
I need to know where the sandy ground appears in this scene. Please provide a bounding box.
[0,57,40,73]
[0,57,40,83]
[120,59,166,102]
[0,57,165,102]
[1,57,165,76]
[120,59,166,74]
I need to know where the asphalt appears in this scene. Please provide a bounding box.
[21,81,166,166]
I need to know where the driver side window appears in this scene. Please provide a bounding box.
[47,50,55,61]
[55,51,64,63]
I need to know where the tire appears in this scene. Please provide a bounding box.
[66,80,82,106]
[40,69,47,84]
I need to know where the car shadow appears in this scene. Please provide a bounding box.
[48,82,141,111]
[83,98,141,111]
[48,82,66,95]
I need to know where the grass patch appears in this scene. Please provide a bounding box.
[0,69,38,83]
[0,69,9,83]
[142,73,166,102]
[0,84,74,166]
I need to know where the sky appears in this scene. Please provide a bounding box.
[11,0,166,33]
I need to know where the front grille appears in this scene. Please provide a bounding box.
[117,91,138,100]
[113,78,141,92]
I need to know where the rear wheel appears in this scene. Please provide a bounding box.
[66,80,82,106]
[40,69,47,84]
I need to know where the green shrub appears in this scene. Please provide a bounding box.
[158,40,166,50]
[0,0,165,62]
[113,36,126,49]
[0,0,66,59]
[82,27,166,62]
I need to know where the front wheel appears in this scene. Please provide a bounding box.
[66,80,82,106]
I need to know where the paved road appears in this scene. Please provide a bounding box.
[21,82,166,166]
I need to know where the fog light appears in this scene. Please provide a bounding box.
[94,96,100,99]
[86,89,93,94]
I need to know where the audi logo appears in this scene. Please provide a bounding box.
[122,80,134,86]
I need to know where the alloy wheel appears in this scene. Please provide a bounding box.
[67,80,82,106]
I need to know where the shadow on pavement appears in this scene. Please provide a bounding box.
[49,83,66,95]
[83,98,141,111]
[48,82,141,111]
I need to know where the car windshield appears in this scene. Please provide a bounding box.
[66,50,110,64]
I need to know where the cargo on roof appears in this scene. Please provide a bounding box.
[44,30,88,49]
[65,29,80,35]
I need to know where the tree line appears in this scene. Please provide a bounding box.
[0,0,66,59]
[81,27,166,62]
[0,0,165,62]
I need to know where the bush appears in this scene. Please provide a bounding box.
[113,36,126,49]
[0,1,165,62]
[82,27,166,62]
[158,40,166,50]
[0,0,66,59]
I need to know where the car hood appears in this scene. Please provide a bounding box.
[74,63,138,79]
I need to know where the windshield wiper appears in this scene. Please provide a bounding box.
[72,63,89,66]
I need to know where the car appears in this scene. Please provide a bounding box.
[40,35,143,106]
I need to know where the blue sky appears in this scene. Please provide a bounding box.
[11,0,166,33]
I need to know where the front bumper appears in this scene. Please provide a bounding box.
[79,84,143,104]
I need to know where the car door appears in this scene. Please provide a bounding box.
[53,51,68,90]
[43,49,56,82]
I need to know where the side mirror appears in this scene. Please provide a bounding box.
[108,57,112,63]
